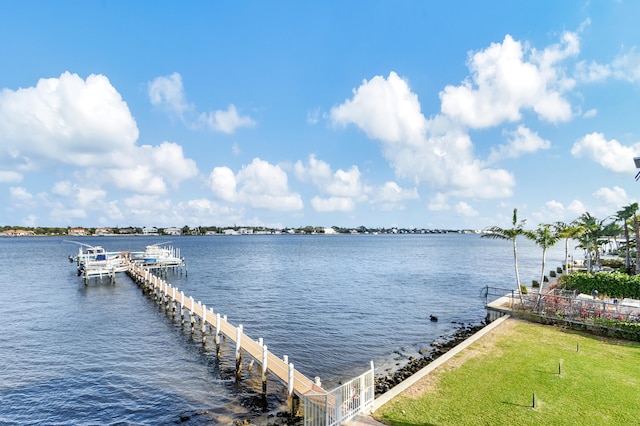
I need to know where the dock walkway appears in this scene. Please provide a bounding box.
[126,263,326,399]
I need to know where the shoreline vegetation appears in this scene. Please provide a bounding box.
[0,225,481,237]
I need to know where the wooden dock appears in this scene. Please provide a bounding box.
[126,263,327,402]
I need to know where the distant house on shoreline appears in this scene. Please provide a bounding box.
[164,227,182,236]
[142,227,158,235]
[0,229,36,237]
[68,227,87,236]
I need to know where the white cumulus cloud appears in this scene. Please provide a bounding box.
[208,158,303,211]
[571,132,640,173]
[593,186,630,207]
[330,72,515,200]
[488,125,551,163]
[294,155,366,198]
[198,105,256,134]
[455,201,479,217]
[0,72,139,169]
[148,72,192,117]
[440,32,577,128]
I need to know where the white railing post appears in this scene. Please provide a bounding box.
[262,344,268,394]
[202,304,207,333]
[235,325,243,359]
[288,362,295,400]
[235,324,243,379]
[215,313,221,344]
[180,291,185,322]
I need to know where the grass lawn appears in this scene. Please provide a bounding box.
[373,318,640,426]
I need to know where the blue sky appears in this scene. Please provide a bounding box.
[2,1,640,230]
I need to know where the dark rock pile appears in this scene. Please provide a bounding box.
[374,321,486,395]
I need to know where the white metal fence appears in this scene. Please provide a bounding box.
[303,361,375,426]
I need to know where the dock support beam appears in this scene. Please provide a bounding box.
[180,291,185,325]
[235,324,243,380]
[215,313,221,356]
[288,362,298,415]
[262,344,268,395]
[201,304,207,344]
[189,296,195,334]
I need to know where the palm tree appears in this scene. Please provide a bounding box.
[616,203,638,273]
[482,208,526,293]
[553,221,582,273]
[575,212,614,273]
[635,213,640,275]
[601,221,622,259]
[525,224,560,293]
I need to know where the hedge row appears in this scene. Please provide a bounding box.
[558,272,640,299]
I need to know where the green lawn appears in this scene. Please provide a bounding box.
[373,319,640,426]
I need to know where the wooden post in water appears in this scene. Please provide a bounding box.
[171,287,176,318]
[223,315,227,341]
[235,324,243,380]
[189,296,195,334]
[201,304,207,344]
[262,344,268,395]
[164,282,168,310]
[215,313,221,356]
[288,362,295,414]
[180,291,185,325]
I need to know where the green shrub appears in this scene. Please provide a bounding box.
[519,284,528,294]
[601,258,625,269]
[532,280,540,288]
[543,275,549,282]
[557,266,563,273]
[559,271,640,299]
[550,270,557,278]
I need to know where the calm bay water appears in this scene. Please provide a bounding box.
[0,234,569,425]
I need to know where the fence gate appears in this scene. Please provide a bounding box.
[303,361,375,426]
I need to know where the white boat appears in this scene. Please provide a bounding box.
[131,242,185,269]
[67,241,130,281]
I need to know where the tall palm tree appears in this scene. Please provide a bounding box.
[554,221,582,273]
[635,213,640,275]
[482,208,526,292]
[594,219,620,271]
[616,203,638,273]
[575,212,613,273]
[525,224,560,293]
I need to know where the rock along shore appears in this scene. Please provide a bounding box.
[373,321,486,396]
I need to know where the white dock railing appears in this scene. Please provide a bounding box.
[303,361,375,426]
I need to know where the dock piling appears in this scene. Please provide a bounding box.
[262,344,268,394]
[235,325,243,380]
